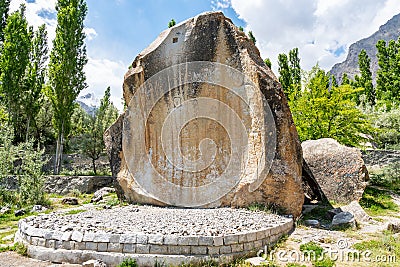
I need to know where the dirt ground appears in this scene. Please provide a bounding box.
[0,251,81,267]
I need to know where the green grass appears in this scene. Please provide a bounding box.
[359,187,398,216]
[0,242,27,256]
[64,209,86,215]
[297,205,332,226]
[0,209,35,245]
[117,258,138,267]
[352,231,400,266]
[247,203,287,215]
[299,242,335,267]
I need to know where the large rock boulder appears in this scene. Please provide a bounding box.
[105,12,304,217]
[302,138,369,204]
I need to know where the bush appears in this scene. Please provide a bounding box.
[18,140,48,206]
[369,162,400,192]
[370,107,400,149]
[118,258,138,267]
[0,124,48,207]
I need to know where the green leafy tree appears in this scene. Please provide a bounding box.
[0,5,31,142]
[290,65,371,146]
[264,58,271,68]
[354,49,375,105]
[238,26,244,32]
[248,30,256,44]
[76,87,118,174]
[376,38,400,107]
[341,73,351,85]
[0,0,10,43]
[18,140,47,206]
[35,94,55,146]
[278,48,301,101]
[22,24,48,141]
[168,19,176,28]
[331,75,338,88]
[48,0,88,174]
[0,123,47,206]
[278,53,291,95]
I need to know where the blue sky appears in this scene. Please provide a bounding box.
[85,0,245,64]
[10,0,400,109]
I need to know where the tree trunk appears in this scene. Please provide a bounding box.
[54,134,60,174]
[25,117,30,142]
[54,123,65,174]
[92,158,97,175]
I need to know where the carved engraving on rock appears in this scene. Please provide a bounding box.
[122,61,277,207]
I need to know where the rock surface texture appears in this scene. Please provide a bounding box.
[302,138,369,204]
[105,12,304,217]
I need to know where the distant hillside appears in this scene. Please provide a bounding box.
[76,93,99,116]
[330,13,400,84]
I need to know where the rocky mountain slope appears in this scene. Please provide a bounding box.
[330,13,400,84]
[76,92,99,115]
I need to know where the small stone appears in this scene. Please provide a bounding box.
[61,197,79,205]
[31,205,47,213]
[14,209,26,217]
[304,219,320,228]
[0,207,11,215]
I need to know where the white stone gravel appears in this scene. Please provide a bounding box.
[26,205,290,236]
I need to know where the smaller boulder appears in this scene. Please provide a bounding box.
[61,197,79,205]
[302,138,368,204]
[331,212,356,230]
[14,209,26,217]
[341,201,371,224]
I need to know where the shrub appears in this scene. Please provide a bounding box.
[369,162,400,191]
[118,258,138,267]
[0,124,48,207]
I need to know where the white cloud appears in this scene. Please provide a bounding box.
[84,27,98,41]
[10,0,57,40]
[219,0,400,73]
[84,58,127,111]
[10,1,124,110]
[211,0,231,10]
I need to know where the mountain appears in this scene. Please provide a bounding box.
[76,93,99,116]
[330,13,400,84]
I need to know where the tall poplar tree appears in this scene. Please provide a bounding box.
[355,49,375,105]
[77,87,119,174]
[278,48,301,101]
[376,38,400,106]
[0,5,31,142]
[22,24,48,141]
[48,0,88,174]
[0,0,10,43]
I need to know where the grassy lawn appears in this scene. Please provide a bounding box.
[359,186,398,217]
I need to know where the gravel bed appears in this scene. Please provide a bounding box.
[27,205,290,236]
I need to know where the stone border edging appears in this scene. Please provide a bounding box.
[16,216,293,266]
